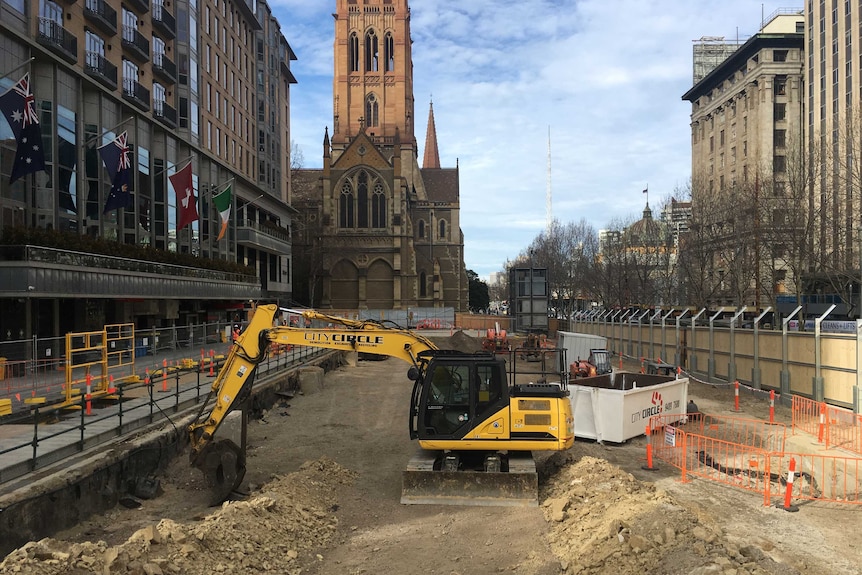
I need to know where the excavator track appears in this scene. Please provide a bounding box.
[401,450,538,507]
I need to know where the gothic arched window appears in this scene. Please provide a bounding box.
[438,219,447,240]
[372,182,386,228]
[339,170,387,230]
[420,271,427,297]
[348,32,359,72]
[418,219,425,238]
[365,93,379,127]
[365,29,379,72]
[357,171,369,227]
[340,182,355,228]
[384,32,394,71]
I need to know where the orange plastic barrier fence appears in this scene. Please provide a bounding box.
[791,395,822,437]
[792,395,862,456]
[764,452,862,506]
[651,412,786,454]
[648,413,862,507]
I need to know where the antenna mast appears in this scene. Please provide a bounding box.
[546,126,552,231]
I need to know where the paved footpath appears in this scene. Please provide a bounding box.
[0,344,324,493]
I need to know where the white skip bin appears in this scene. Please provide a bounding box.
[569,372,689,443]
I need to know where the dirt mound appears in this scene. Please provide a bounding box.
[430,329,485,353]
[0,458,356,575]
[540,453,801,575]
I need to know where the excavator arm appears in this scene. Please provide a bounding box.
[188,303,437,502]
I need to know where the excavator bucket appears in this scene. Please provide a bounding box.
[400,451,538,506]
[193,439,247,506]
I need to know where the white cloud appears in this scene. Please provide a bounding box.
[274,0,800,277]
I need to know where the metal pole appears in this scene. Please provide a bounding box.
[781,305,802,406]
[637,309,650,360]
[856,320,862,414]
[708,308,725,383]
[728,307,747,384]
[690,308,706,374]
[752,306,772,390]
[0,58,35,83]
[813,304,836,402]
[675,309,690,368]
[661,308,675,364]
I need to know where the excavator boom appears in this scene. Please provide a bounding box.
[189,304,574,506]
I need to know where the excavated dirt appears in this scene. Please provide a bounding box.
[2,332,862,574]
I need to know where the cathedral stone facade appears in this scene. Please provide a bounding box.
[292,0,468,311]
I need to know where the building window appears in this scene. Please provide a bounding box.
[774,50,788,62]
[438,219,446,240]
[365,93,379,127]
[774,129,786,148]
[420,271,427,297]
[86,31,105,66]
[153,82,166,113]
[122,7,137,43]
[340,182,355,228]
[40,0,62,29]
[774,103,786,121]
[775,75,787,95]
[153,36,166,66]
[418,219,425,238]
[339,170,386,230]
[123,59,139,94]
[774,155,786,173]
[348,32,359,72]
[372,182,386,228]
[365,29,378,72]
[384,32,394,71]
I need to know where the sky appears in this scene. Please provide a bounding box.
[271,0,800,281]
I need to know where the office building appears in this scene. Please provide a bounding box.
[0,0,296,342]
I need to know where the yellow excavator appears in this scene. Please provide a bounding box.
[188,304,574,506]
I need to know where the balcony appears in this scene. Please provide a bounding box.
[83,0,117,36]
[151,4,176,39]
[122,78,149,110]
[236,219,292,254]
[121,27,149,63]
[152,52,177,84]
[0,245,260,300]
[84,52,117,90]
[125,0,148,14]
[154,99,177,129]
[37,19,77,64]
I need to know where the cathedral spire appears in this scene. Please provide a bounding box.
[422,100,440,169]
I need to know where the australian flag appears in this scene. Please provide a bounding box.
[99,131,133,213]
[0,73,46,184]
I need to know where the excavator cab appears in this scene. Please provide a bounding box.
[409,353,508,439]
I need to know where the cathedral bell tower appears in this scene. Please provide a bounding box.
[331,0,415,153]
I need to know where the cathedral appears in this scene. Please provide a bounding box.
[292,0,468,311]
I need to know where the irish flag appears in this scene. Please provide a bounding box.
[213,184,232,241]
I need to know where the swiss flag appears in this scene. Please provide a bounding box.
[170,162,198,231]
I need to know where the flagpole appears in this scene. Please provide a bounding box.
[154,154,194,178]
[0,58,35,84]
[209,177,235,197]
[82,117,135,148]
